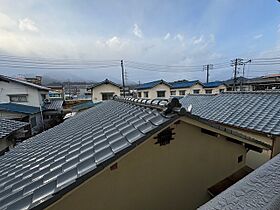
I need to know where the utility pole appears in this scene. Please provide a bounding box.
[240,59,251,91]
[231,58,243,91]
[203,64,213,83]
[121,60,126,97]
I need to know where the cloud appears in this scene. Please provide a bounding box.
[174,33,184,42]
[278,24,280,33]
[133,23,143,38]
[192,35,204,45]
[163,33,170,40]
[253,34,263,40]
[105,36,121,48]
[18,18,39,32]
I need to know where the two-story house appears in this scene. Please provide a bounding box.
[136,80,171,99]
[170,80,204,96]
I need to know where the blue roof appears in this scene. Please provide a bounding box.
[170,80,201,89]
[203,81,225,88]
[0,103,40,115]
[136,80,171,90]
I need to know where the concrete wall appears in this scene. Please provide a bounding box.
[47,120,246,210]
[91,84,121,101]
[0,80,48,107]
[137,84,171,99]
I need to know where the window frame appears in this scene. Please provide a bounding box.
[179,90,186,96]
[9,95,28,102]
[157,91,166,98]
[143,91,149,98]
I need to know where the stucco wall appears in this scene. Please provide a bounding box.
[47,120,246,210]
[170,84,204,96]
[0,80,48,107]
[137,84,171,99]
[91,84,121,101]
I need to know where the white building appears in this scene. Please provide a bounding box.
[170,80,204,96]
[88,79,121,101]
[201,81,227,94]
[136,80,171,99]
[0,74,51,134]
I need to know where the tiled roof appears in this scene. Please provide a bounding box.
[88,79,121,89]
[72,101,101,112]
[170,80,201,89]
[203,81,225,88]
[0,75,50,91]
[0,119,29,139]
[180,92,280,136]
[198,153,280,209]
[0,100,176,209]
[136,80,171,90]
[0,103,40,115]
[44,100,64,111]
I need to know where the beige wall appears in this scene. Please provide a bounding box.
[137,84,171,99]
[201,85,227,94]
[47,120,246,210]
[91,84,121,101]
[170,84,204,96]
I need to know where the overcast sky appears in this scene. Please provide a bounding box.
[0,0,280,83]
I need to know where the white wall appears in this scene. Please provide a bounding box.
[170,83,204,96]
[137,84,171,99]
[0,80,48,107]
[91,84,121,101]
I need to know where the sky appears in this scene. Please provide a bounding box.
[0,0,280,83]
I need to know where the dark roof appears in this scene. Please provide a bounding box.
[0,99,179,209]
[224,77,250,85]
[88,79,121,89]
[136,80,171,90]
[44,100,64,111]
[170,80,202,89]
[0,75,50,91]
[0,103,40,115]
[180,92,280,136]
[0,119,29,139]
[198,153,280,209]
[203,81,226,88]
[72,101,101,112]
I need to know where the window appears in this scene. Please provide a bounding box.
[193,89,200,94]
[144,91,149,98]
[205,89,212,94]
[170,91,176,95]
[30,117,37,127]
[138,92,142,98]
[101,93,114,100]
[179,90,186,96]
[9,95,28,102]
[219,89,225,93]
[157,91,165,98]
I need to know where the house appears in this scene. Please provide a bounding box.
[0,119,30,155]
[0,103,44,134]
[0,92,278,210]
[88,79,121,101]
[170,80,204,96]
[48,85,64,99]
[0,74,50,108]
[202,81,227,94]
[136,80,171,99]
[63,82,92,100]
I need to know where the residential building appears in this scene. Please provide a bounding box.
[63,82,92,100]
[0,74,50,107]
[225,74,280,91]
[136,80,171,99]
[0,119,30,155]
[201,81,227,94]
[170,80,204,96]
[48,85,64,99]
[88,79,121,101]
[24,76,42,86]
[0,92,279,210]
[0,103,44,134]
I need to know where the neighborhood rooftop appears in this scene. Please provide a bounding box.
[0,103,41,115]
[180,92,280,136]
[170,80,201,89]
[136,80,171,90]
[0,119,29,139]
[0,75,50,91]
[0,99,179,210]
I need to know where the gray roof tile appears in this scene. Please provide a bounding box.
[0,119,29,139]
[0,100,172,209]
[180,92,280,136]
